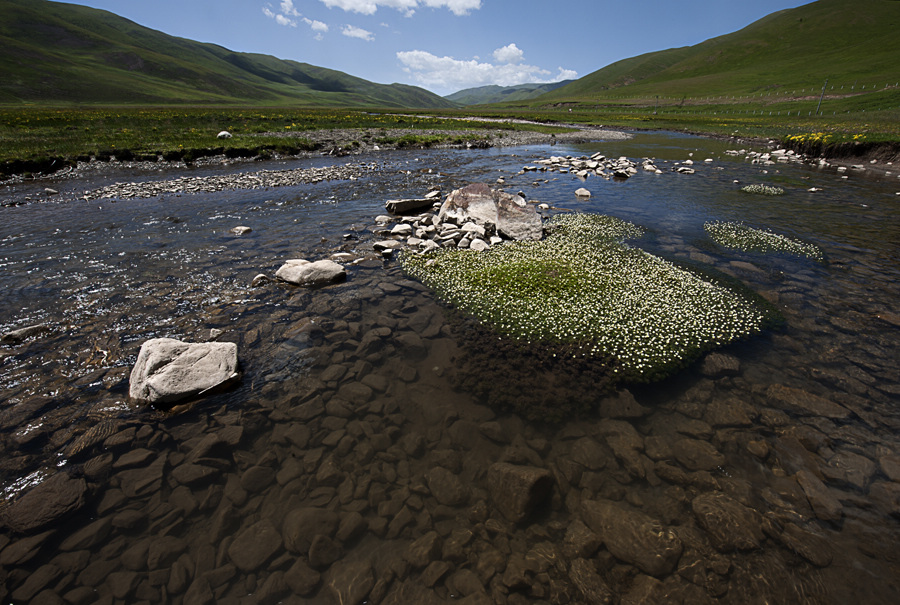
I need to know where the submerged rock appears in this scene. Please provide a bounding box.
[129,338,239,407]
[581,499,683,576]
[1,472,87,533]
[487,462,554,523]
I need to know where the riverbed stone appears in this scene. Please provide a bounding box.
[283,507,340,553]
[568,558,612,604]
[276,259,347,286]
[227,519,282,572]
[672,438,726,472]
[766,384,850,420]
[822,449,876,490]
[775,522,833,567]
[285,559,321,595]
[700,352,740,377]
[129,338,239,406]
[487,462,554,523]
[328,559,374,605]
[795,470,843,522]
[691,492,764,552]
[425,466,468,506]
[1,472,86,533]
[581,499,683,576]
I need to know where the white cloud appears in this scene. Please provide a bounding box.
[397,46,578,92]
[303,17,329,40]
[342,24,375,41]
[280,0,301,16]
[276,14,296,26]
[493,43,523,64]
[264,3,332,39]
[263,3,297,26]
[320,0,480,17]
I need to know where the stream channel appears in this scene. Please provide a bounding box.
[1,131,899,604]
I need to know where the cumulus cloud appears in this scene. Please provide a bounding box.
[493,43,524,64]
[342,24,375,41]
[397,46,578,92]
[321,0,481,17]
[280,0,301,16]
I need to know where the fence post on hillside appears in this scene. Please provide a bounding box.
[815,79,828,116]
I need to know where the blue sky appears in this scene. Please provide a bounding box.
[62,0,812,96]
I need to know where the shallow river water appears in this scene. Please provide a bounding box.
[1,132,899,604]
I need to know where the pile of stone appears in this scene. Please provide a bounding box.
[375,183,544,256]
[523,152,665,179]
[733,148,806,166]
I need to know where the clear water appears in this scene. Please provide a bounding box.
[1,133,898,603]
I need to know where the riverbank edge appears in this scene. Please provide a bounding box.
[2,125,898,184]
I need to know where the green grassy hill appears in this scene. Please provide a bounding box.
[0,0,457,108]
[536,0,900,103]
[445,81,573,105]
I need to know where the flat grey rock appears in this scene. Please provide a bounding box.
[129,338,239,407]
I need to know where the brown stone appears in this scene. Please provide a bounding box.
[581,499,682,576]
[425,466,468,507]
[1,472,86,533]
[691,492,764,552]
[568,558,612,604]
[228,520,282,572]
[283,507,339,553]
[328,560,374,605]
[487,462,554,523]
[766,384,850,420]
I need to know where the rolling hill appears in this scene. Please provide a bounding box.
[445,81,574,105]
[0,0,457,108]
[537,0,900,103]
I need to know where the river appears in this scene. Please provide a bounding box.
[1,131,898,604]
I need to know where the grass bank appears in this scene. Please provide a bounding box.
[0,106,564,178]
[3,100,899,179]
[451,87,900,162]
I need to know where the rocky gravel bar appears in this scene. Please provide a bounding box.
[79,162,381,201]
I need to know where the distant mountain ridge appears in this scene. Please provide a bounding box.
[539,0,900,102]
[445,81,574,105]
[0,0,457,107]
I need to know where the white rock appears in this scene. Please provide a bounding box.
[129,338,239,406]
[275,259,346,286]
[373,240,404,251]
[217,131,232,139]
[374,215,392,225]
[251,274,270,287]
[391,224,413,236]
[575,188,592,198]
[469,238,490,252]
[461,222,487,237]
[231,226,252,235]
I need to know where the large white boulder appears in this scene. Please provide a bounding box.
[437,183,542,241]
[129,338,239,406]
[275,259,346,286]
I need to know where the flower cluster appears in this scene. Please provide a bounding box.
[704,221,823,260]
[402,213,770,380]
[740,184,785,196]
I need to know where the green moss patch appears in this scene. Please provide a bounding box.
[740,184,785,195]
[704,221,823,260]
[403,213,773,383]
